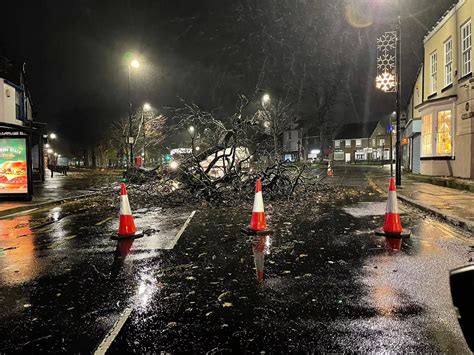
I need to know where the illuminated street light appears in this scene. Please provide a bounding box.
[195,146,200,151]
[130,59,140,68]
[54,152,58,156]
[143,102,151,111]
[49,133,57,139]
[262,93,271,105]
[169,161,179,170]
[188,126,195,134]
[45,143,50,148]
[47,149,53,154]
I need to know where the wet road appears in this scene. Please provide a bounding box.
[0,167,472,353]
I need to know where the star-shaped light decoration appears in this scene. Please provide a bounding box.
[375,71,396,92]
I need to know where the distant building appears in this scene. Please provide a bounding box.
[333,121,394,163]
[282,126,302,162]
[411,0,474,178]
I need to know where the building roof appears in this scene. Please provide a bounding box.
[334,121,379,140]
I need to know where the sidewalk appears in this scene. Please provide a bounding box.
[370,173,474,234]
[0,169,120,218]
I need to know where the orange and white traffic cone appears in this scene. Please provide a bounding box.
[327,160,334,177]
[375,177,410,243]
[112,183,144,240]
[252,235,269,282]
[249,179,266,231]
[383,177,402,235]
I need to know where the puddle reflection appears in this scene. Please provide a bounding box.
[252,235,272,283]
[0,215,41,285]
[110,239,135,279]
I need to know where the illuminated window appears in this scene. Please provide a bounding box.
[422,114,432,156]
[436,110,452,155]
[334,140,340,148]
[379,138,385,146]
[444,38,452,86]
[372,138,376,147]
[461,20,471,77]
[356,139,362,147]
[345,140,351,147]
[430,51,437,93]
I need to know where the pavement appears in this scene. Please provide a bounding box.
[0,169,121,218]
[0,165,473,353]
[367,169,474,234]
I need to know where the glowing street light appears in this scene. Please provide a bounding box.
[262,93,271,105]
[195,146,200,151]
[188,126,195,134]
[49,133,57,139]
[47,148,53,154]
[45,143,50,148]
[143,102,151,111]
[130,59,140,68]
[169,161,179,170]
[53,152,58,157]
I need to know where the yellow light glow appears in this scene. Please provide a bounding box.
[375,71,395,92]
[130,59,140,68]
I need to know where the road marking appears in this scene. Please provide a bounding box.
[167,210,196,249]
[94,307,133,355]
[95,217,113,226]
[1,208,39,219]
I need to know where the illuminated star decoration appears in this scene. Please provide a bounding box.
[375,71,396,92]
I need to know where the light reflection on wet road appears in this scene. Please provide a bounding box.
[0,183,472,353]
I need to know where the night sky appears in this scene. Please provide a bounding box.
[1,0,455,155]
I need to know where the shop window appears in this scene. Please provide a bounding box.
[422,114,432,156]
[436,110,452,155]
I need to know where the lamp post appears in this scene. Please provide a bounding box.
[142,103,151,166]
[128,58,140,166]
[375,14,402,186]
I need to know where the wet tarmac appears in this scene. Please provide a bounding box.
[0,171,472,353]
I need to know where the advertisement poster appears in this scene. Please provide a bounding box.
[0,137,28,194]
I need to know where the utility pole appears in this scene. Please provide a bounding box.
[395,16,402,186]
[128,64,133,167]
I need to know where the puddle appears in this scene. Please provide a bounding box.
[343,202,406,218]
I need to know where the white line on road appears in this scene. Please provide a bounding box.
[1,208,39,219]
[94,307,133,355]
[167,210,196,249]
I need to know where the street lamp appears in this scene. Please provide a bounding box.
[188,126,195,135]
[49,133,57,139]
[262,93,271,105]
[128,56,140,166]
[141,103,152,166]
[47,149,53,154]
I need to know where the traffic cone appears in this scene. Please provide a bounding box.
[383,178,402,235]
[111,183,143,240]
[249,179,266,231]
[375,177,411,241]
[252,235,269,282]
[327,160,334,177]
[115,239,134,258]
[242,179,273,235]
